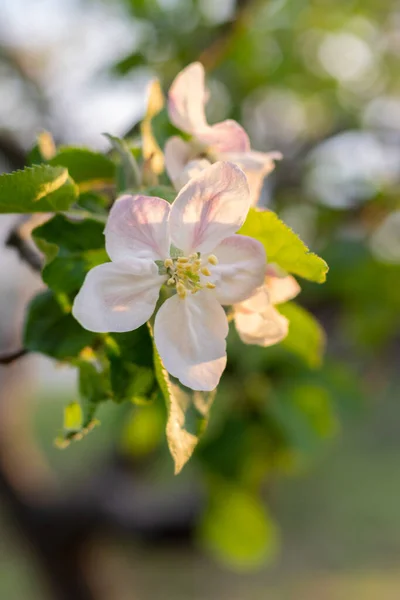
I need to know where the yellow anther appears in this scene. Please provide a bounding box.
[194,259,202,267]
[189,253,198,259]
[201,266,211,277]
[167,277,175,286]
[208,254,218,265]
[164,258,173,269]
[206,282,216,289]
[177,256,189,263]
[176,282,187,298]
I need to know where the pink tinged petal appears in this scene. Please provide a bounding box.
[154,291,228,391]
[266,274,300,305]
[197,120,251,154]
[168,62,208,134]
[164,136,212,190]
[105,194,171,262]
[221,150,283,206]
[175,159,213,191]
[211,234,266,305]
[164,136,193,187]
[234,287,289,347]
[72,261,165,333]
[170,161,250,255]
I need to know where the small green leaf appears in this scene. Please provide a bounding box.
[278,302,326,368]
[23,290,97,359]
[239,209,328,283]
[199,482,279,570]
[149,325,215,474]
[104,133,141,193]
[64,401,83,432]
[33,214,108,294]
[49,147,115,185]
[78,359,111,426]
[0,165,78,213]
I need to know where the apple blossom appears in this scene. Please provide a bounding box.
[165,62,282,204]
[234,264,300,347]
[72,162,266,392]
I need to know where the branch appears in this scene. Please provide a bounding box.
[5,221,43,272]
[0,348,28,365]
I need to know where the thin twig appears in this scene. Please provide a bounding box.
[0,348,28,365]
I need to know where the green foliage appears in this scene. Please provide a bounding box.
[105,328,156,404]
[78,358,111,426]
[48,147,115,185]
[140,185,176,203]
[279,302,326,368]
[103,133,141,193]
[266,382,338,457]
[23,290,97,359]
[33,214,108,294]
[240,209,328,283]
[0,165,78,213]
[199,481,279,570]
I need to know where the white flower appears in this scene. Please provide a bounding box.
[72,162,266,391]
[234,265,300,346]
[165,62,282,204]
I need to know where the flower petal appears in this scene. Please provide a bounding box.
[105,194,171,262]
[197,120,250,154]
[234,287,289,346]
[154,291,228,391]
[168,62,208,134]
[164,136,212,190]
[164,136,193,187]
[266,272,300,305]
[170,161,250,254]
[222,150,283,205]
[211,234,266,305]
[72,260,165,333]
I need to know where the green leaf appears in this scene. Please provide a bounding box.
[103,133,141,192]
[77,192,109,214]
[23,290,97,359]
[149,325,215,474]
[239,209,328,283]
[278,302,325,368]
[199,482,279,570]
[33,214,108,294]
[0,165,78,213]
[105,327,156,404]
[48,147,115,185]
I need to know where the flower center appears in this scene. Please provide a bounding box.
[164,253,218,298]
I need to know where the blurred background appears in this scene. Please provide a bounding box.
[0,0,400,598]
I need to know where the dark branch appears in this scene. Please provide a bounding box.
[6,226,43,272]
[0,348,28,365]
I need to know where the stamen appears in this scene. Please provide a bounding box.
[177,256,189,263]
[164,258,173,268]
[208,254,218,265]
[206,282,216,289]
[201,266,211,277]
[167,277,175,286]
